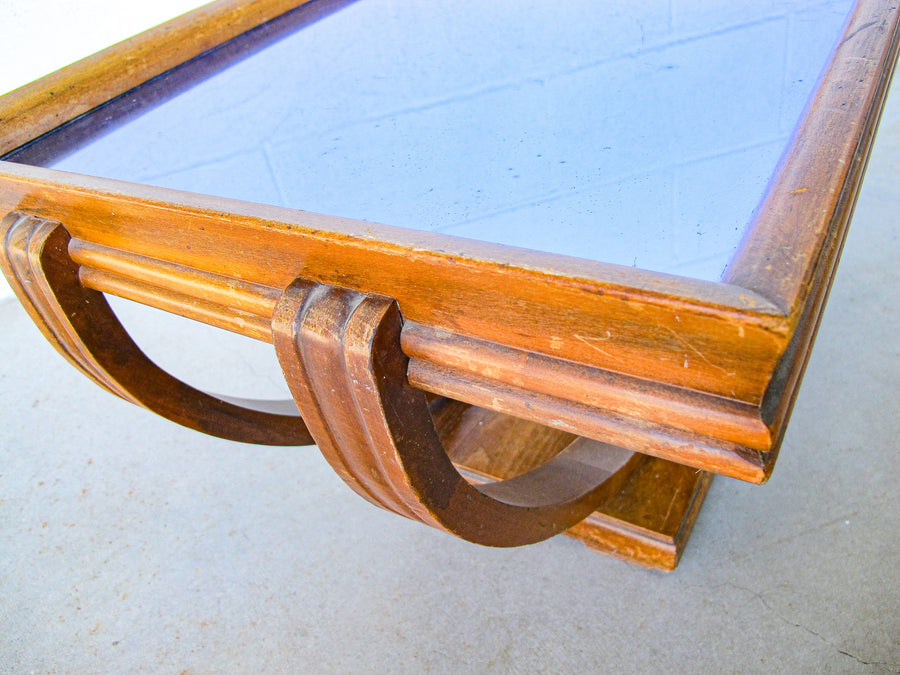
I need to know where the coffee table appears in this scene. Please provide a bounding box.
[2,0,897,569]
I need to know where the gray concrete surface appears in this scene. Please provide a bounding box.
[3,22,900,675]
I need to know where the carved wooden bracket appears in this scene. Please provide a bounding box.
[0,212,312,446]
[272,279,637,546]
[3,211,709,558]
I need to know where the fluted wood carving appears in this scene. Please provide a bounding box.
[0,212,312,446]
[272,279,637,546]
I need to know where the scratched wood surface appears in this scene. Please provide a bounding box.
[271,279,648,547]
[0,0,897,568]
[0,206,712,566]
[0,0,897,484]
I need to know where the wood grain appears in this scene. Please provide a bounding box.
[726,0,900,461]
[2,0,358,166]
[0,167,789,481]
[566,457,713,571]
[0,163,788,406]
[727,0,900,317]
[271,278,642,546]
[0,1,893,482]
[440,401,712,570]
[408,347,770,483]
[0,212,312,446]
[1,211,713,564]
[0,0,895,569]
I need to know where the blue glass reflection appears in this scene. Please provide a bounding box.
[53,0,854,281]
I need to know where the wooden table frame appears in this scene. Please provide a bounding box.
[1,0,897,569]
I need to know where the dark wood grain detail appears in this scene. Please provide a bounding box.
[405,322,774,482]
[0,0,894,568]
[0,212,312,446]
[410,355,769,483]
[1,212,712,564]
[0,0,322,157]
[726,0,900,461]
[727,0,900,317]
[2,214,134,400]
[450,421,712,571]
[404,322,769,449]
[0,163,788,406]
[66,234,773,482]
[567,458,713,570]
[2,0,893,487]
[271,279,647,546]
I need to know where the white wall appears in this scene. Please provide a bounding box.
[0,1,206,96]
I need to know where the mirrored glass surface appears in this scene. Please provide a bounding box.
[52,0,854,281]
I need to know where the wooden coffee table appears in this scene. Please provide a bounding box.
[2,0,897,569]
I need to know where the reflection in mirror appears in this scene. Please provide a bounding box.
[52,0,854,281]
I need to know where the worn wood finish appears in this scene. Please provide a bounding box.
[0,0,897,566]
[272,279,643,546]
[0,2,892,483]
[0,0,894,486]
[404,324,772,483]
[0,168,783,481]
[0,212,312,446]
[727,0,900,455]
[0,163,786,405]
[1,208,711,562]
[566,457,713,571]
[0,0,320,157]
[727,0,900,316]
[0,211,711,563]
[433,398,709,570]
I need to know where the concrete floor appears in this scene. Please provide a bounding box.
[3,24,900,675]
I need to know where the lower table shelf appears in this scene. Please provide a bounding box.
[435,398,713,571]
[567,457,712,571]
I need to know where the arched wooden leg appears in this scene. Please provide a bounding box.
[0,212,312,446]
[273,279,639,547]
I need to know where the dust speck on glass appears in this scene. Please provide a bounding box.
[53,0,854,282]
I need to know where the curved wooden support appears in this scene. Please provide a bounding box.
[0,212,312,446]
[272,279,638,547]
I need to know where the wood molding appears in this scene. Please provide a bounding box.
[69,235,773,481]
[271,278,645,546]
[0,211,717,565]
[0,212,312,446]
[0,163,789,406]
[0,0,895,570]
[440,400,714,570]
[726,0,900,321]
